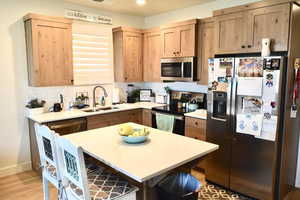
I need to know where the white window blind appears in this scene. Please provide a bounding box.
[72,22,114,85]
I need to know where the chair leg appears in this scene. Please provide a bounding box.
[42,176,49,200]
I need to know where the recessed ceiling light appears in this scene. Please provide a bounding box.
[136,0,146,5]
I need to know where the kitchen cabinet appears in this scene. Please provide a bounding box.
[143,28,161,82]
[214,3,291,54]
[185,117,206,141]
[246,3,290,52]
[214,12,246,54]
[161,19,197,58]
[87,109,142,130]
[113,27,143,82]
[197,18,215,85]
[24,13,73,87]
[142,109,152,127]
[185,117,207,170]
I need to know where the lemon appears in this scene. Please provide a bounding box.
[118,124,134,136]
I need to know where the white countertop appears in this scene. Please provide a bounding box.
[63,123,218,182]
[184,109,207,120]
[28,102,164,123]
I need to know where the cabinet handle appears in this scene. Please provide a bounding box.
[248,45,252,48]
[195,122,198,126]
[241,45,246,49]
[71,79,74,84]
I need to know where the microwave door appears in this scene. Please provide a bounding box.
[161,62,182,78]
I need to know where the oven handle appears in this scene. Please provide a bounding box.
[151,111,184,121]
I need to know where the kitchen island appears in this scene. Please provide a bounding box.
[63,123,218,200]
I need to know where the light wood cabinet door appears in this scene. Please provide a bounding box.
[87,109,143,130]
[161,28,179,58]
[24,14,73,87]
[142,109,152,127]
[215,12,247,54]
[161,22,197,58]
[246,3,290,52]
[143,30,161,82]
[185,117,206,141]
[124,32,143,82]
[197,18,215,85]
[178,24,196,57]
[113,27,143,82]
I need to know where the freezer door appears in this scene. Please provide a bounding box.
[206,58,235,187]
[229,57,284,200]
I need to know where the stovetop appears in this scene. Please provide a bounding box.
[152,105,193,115]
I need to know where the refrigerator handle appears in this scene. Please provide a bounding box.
[231,77,238,116]
[226,77,233,117]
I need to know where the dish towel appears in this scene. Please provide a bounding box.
[156,113,175,133]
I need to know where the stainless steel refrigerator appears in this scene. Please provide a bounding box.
[206,56,295,200]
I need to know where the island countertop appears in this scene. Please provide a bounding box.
[27,102,164,123]
[63,123,219,183]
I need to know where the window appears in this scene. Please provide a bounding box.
[72,22,114,85]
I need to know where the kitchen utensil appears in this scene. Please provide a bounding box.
[53,103,62,112]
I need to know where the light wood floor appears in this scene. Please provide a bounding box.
[0,169,205,200]
[0,170,57,200]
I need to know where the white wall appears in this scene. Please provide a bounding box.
[0,0,144,177]
[144,0,261,28]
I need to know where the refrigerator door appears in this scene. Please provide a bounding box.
[206,58,235,187]
[229,56,284,200]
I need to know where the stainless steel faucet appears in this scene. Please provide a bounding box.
[93,85,108,108]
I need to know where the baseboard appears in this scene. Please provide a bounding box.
[0,162,32,178]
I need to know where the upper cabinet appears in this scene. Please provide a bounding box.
[161,19,197,58]
[143,28,161,82]
[246,4,290,52]
[214,12,246,54]
[113,27,143,82]
[197,18,215,85]
[214,2,291,54]
[24,13,73,87]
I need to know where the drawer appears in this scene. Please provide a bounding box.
[186,117,206,129]
[185,126,206,141]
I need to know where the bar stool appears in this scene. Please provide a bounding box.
[34,123,62,200]
[56,136,139,200]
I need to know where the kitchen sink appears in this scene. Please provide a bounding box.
[83,107,119,113]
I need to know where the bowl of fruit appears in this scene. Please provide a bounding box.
[118,124,150,144]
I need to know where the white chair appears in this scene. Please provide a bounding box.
[34,123,62,200]
[56,136,138,200]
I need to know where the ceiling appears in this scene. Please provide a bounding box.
[65,0,216,17]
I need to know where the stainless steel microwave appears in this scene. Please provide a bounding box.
[160,57,197,82]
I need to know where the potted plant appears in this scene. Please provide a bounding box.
[25,99,46,117]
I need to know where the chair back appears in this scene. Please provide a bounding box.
[34,123,60,182]
[56,136,90,200]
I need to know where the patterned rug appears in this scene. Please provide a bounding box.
[199,183,254,200]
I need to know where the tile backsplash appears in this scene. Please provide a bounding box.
[27,82,208,111]
[27,84,114,111]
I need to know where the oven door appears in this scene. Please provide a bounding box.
[151,111,185,136]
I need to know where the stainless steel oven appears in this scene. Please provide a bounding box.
[161,57,197,82]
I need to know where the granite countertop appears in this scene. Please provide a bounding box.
[184,109,207,120]
[63,122,219,182]
[28,102,165,123]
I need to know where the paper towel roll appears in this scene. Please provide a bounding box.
[112,88,120,104]
[262,38,271,57]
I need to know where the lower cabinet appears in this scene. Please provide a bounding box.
[142,109,152,127]
[87,109,143,130]
[185,117,206,141]
[185,117,207,170]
